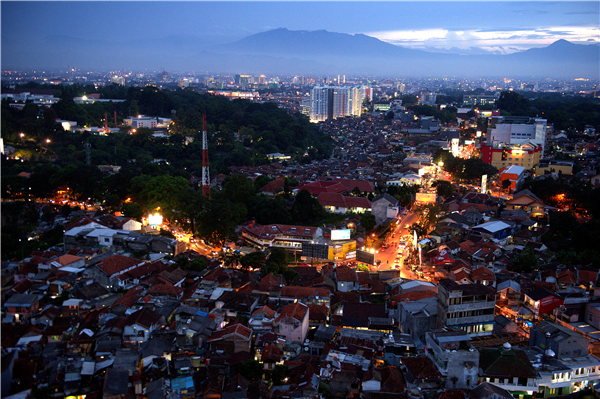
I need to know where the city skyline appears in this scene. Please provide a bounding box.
[2,1,599,72]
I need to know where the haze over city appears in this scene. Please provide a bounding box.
[2,1,599,76]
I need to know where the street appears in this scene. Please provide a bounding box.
[373,211,419,279]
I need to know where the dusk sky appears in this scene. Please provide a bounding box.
[2,1,599,71]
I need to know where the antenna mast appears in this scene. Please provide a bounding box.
[201,115,210,197]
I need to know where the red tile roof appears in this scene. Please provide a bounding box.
[275,302,308,323]
[280,286,330,299]
[97,255,142,276]
[125,307,163,329]
[207,323,252,342]
[317,192,371,209]
[392,290,437,303]
[335,265,357,282]
[259,179,286,194]
[578,269,598,286]
[401,356,442,379]
[252,305,276,318]
[471,266,496,282]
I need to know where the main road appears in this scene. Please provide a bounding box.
[373,211,419,279]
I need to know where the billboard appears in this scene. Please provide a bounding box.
[302,243,329,259]
[356,249,375,265]
[415,192,437,204]
[331,229,351,240]
[481,174,488,193]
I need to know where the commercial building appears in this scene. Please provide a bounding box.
[239,222,323,252]
[487,116,547,157]
[124,115,157,129]
[481,142,543,171]
[534,160,574,176]
[463,93,501,107]
[437,278,497,337]
[499,165,526,191]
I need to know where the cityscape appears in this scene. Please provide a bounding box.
[1,2,600,399]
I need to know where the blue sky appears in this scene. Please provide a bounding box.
[2,1,598,70]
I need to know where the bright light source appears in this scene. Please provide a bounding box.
[148,213,163,226]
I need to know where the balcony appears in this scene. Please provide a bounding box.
[448,301,496,313]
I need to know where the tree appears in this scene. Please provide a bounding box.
[497,91,530,115]
[360,213,377,231]
[413,203,441,233]
[511,247,538,273]
[240,252,267,272]
[384,110,394,120]
[189,257,207,272]
[432,180,454,198]
[271,365,289,385]
[291,189,327,225]
[501,179,512,193]
[238,360,263,382]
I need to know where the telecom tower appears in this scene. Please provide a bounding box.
[201,115,210,197]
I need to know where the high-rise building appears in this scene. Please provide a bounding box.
[309,86,367,123]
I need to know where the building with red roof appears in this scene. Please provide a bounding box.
[85,254,145,288]
[206,323,253,354]
[316,192,371,214]
[274,302,309,343]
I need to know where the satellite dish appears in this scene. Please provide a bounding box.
[304,347,309,352]
[503,342,511,350]
[305,339,310,344]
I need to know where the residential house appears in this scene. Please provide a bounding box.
[530,321,589,359]
[370,193,400,224]
[273,302,309,343]
[3,294,39,324]
[334,265,358,292]
[401,356,444,391]
[85,254,145,289]
[399,296,438,344]
[206,323,252,354]
[122,308,165,344]
[505,189,550,220]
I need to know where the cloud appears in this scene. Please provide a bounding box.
[365,25,600,54]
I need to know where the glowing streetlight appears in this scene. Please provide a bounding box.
[19,133,25,138]
[46,139,51,144]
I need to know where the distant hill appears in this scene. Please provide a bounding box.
[201,28,599,78]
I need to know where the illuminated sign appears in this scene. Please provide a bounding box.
[331,229,351,240]
[481,174,488,193]
[148,213,163,226]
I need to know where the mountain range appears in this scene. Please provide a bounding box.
[6,28,599,78]
[198,28,599,78]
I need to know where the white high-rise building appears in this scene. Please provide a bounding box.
[309,86,367,123]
